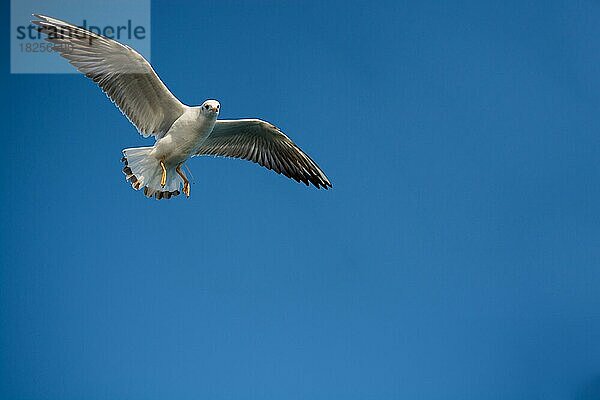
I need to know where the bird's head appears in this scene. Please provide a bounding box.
[201,99,220,116]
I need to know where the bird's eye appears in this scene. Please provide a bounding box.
[204,104,209,110]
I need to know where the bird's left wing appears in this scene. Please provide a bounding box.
[32,14,186,138]
[196,119,332,189]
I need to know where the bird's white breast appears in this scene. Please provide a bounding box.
[152,107,216,165]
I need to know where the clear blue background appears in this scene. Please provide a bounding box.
[2,1,600,399]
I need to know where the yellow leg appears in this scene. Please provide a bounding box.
[176,164,190,197]
[160,160,167,187]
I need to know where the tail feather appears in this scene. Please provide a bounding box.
[122,147,183,200]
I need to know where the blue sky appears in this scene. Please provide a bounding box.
[2,1,600,399]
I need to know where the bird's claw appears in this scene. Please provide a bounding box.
[176,164,191,198]
[160,160,167,187]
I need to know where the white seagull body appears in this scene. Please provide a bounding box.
[33,14,332,199]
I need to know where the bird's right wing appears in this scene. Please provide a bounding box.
[32,14,186,139]
[196,119,332,189]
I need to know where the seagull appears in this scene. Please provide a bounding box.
[32,14,332,200]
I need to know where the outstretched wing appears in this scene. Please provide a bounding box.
[196,119,332,189]
[32,14,186,138]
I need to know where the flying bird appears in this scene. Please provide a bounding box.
[32,14,332,200]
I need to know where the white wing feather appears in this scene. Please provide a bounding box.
[33,14,186,139]
[197,119,332,189]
